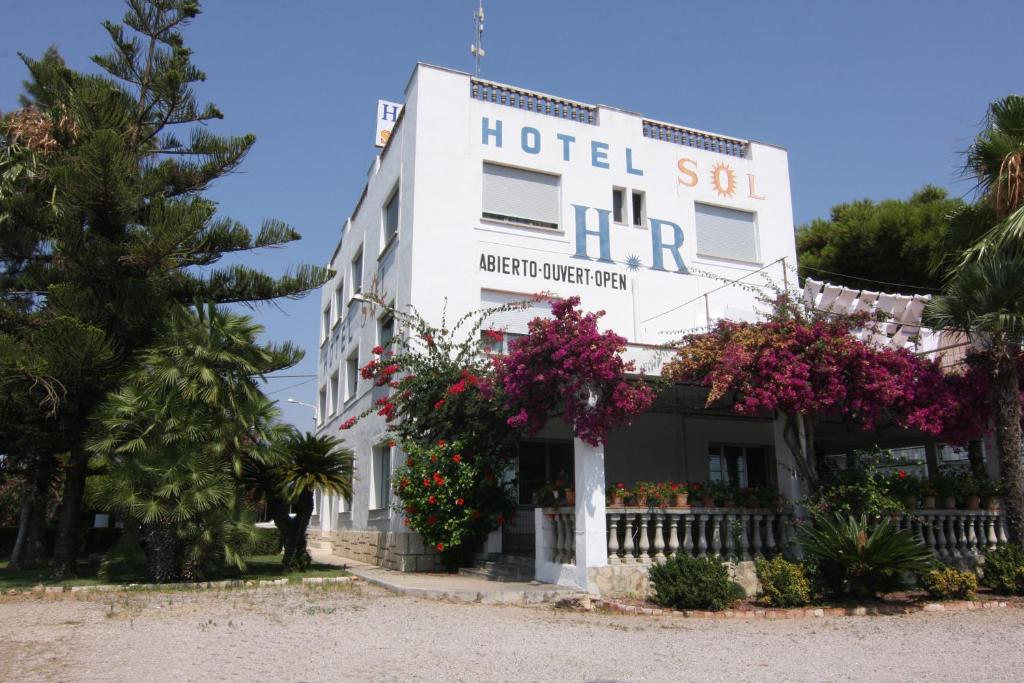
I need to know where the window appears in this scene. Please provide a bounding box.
[480,329,522,355]
[825,447,929,478]
[383,187,399,247]
[631,190,645,227]
[612,187,626,224]
[378,312,395,349]
[695,202,759,264]
[482,163,560,230]
[708,444,770,489]
[321,305,331,344]
[329,372,340,415]
[517,440,573,506]
[371,444,392,510]
[318,386,327,425]
[333,283,344,326]
[345,350,359,401]
[351,248,363,298]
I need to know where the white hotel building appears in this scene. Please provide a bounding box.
[311,64,996,594]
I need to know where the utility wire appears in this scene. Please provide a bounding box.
[798,263,941,293]
[264,377,316,396]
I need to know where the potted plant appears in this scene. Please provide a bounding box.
[606,482,626,507]
[709,481,734,508]
[933,471,960,509]
[919,479,938,509]
[961,477,981,510]
[668,481,689,507]
[632,481,651,507]
[978,478,1002,510]
[757,487,785,511]
[689,482,713,507]
[889,470,920,510]
[564,487,575,506]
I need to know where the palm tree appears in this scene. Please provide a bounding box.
[927,258,1024,547]
[252,430,354,571]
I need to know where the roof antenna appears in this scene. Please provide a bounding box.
[470,0,485,76]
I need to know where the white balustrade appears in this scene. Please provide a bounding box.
[909,509,1008,561]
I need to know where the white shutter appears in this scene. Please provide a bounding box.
[695,203,759,264]
[480,290,553,334]
[482,163,560,228]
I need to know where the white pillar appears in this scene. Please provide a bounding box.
[574,437,607,591]
[772,415,802,501]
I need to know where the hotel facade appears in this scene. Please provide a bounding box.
[310,64,1004,594]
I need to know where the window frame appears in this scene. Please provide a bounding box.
[381,185,400,253]
[350,247,364,302]
[481,162,561,231]
[345,348,360,403]
[370,443,392,510]
[630,189,646,228]
[612,186,626,225]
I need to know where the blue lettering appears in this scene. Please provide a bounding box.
[591,141,610,169]
[650,218,688,273]
[626,148,644,176]
[556,133,575,161]
[521,127,541,154]
[573,205,613,263]
[482,117,503,147]
[380,103,400,122]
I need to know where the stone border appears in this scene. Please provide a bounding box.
[2,575,357,598]
[594,597,1021,619]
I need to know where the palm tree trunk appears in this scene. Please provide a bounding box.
[992,351,1024,549]
[144,519,180,583]
[281,490,314,571]
[52,443,89,578]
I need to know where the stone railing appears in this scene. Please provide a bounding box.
[470,79,598,125]
[897,509,1009,561]
[607,507,794,564]
[642,119,749,158]
[546,508,576,565]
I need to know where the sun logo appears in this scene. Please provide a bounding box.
[710,162,737,198]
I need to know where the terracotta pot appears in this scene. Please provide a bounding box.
[673,493,689,507]
[609,495,624,508]
[564,489,575,506]
[965,495,981,510]
[921,496,936,509]
[634,495,648,507]
[986,497,1002,511]
[942,496,958,510]
[700,496,715,507]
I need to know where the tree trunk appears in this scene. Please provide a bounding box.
[991,351,1024,549]
[52,443,89,578]
[281,490,314,572]
[143,520,180,583]
[9,459,51,570]
[783,412,819,490]
[968,439,987,478]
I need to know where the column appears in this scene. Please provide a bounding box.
[573,437,608,590]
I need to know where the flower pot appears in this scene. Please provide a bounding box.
[673,493,689,507]
[564,489,575,506]
[634,495,648,507]
[903,495,919,510]
[986,497,1002,511]
[942,496,957,510]
[921,496,936,509]
[965,495,981,510]
[609,495,624,508]
[700,496,715,507]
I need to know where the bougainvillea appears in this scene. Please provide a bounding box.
[340,298,526,566]
[496,296,656,446]
[662,295,991,486]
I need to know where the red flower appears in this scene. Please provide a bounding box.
[452,454,462,463]
[437,440,447,448]
[434,399,445,409]
[388,440,396,448]
[496,514,505,525]
[428,495,437,504]
[436,543,444,551]
[339,417,358,430]
[455,497,465,506]
[898,470,907,479]
[483,329,504,343]
[448,379,468,395]
[616,482,625,490]
[372,345,384,355]
[422,478,431,487]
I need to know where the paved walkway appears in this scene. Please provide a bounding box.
[309,548,585,605]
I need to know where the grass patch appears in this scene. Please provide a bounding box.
[0,554,348,592]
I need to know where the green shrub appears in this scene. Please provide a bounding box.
[249,527,282,556]
[982,546,1024,595]
[799,514,933,599]
[920,566,977,600]
[98,527,148,582]
[648,555,746,611]
[755,556,813,607]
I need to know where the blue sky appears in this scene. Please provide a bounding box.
[2,0,1021,428]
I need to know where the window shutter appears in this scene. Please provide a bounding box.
[480,290,554,334]
[482,163,560,228]
[695,203,759,264]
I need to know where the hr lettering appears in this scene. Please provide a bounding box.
[573,205,688,274]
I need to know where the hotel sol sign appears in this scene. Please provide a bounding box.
[476,116,766,293]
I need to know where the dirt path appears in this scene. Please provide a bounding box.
[2,583,1023,682]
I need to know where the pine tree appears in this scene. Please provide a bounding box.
[0,1,329,576]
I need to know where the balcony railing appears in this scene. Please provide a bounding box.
[642,119,749,158]
[470,79,598,125]
[898,509,1009,560]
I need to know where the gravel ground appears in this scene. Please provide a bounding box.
[2,583,1023,682]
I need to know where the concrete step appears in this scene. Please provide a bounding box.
[479,553,535,569]
[307,538,334,551]
[457,567,535,582]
